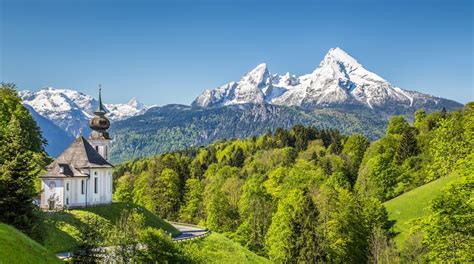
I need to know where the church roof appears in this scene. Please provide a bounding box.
[42,136,112,178]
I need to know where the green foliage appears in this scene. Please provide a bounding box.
[265,189,305,262]
[108,104,387,163]
[292,193,324,263]
[72,214,106,263]
[113,172,135,203]
[357,107,472,201]
[342,134,369,184]
[180,233,270,264]
[140,227,189,263]
[421,176,473,262]
[0,223,61,264]
[42,202,180,253]
[112,105,472,262]
[204,166,242,232]
[151,168,181,219]
[386,115,411,135]
[0,83,46,152]
[384,173,462,246]
[236,173,272,254]
[426,111,470,180]
[108,210,145,262]
[0,83,48,240]
[179,178,205,224]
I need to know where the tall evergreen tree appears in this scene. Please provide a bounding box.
[0,83,47,237]
[292,193,325,263]
[395,127,419,164]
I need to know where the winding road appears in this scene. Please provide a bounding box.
[170,222,209,241]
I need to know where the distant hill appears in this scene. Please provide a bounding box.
[0,223,61,264]
[108,103,388,163]
[384,173,462,246]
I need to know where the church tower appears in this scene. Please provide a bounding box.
[89,86,111,160]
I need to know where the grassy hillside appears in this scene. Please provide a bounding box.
[0,223,61,264]
[182,233,270,264]
[43,202,181,253]
[384,173,462,246]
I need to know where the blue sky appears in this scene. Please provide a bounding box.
[1,0,472,105]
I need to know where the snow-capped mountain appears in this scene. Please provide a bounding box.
[20,87,149,137]
[192,63,299,107]
[192,47,461,113]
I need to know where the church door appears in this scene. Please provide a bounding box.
[48,200,55,210]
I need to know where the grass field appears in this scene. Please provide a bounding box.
[384,173,461,246]
[182,233,270,264]
[43,202,181,253]
[0,223,62,264]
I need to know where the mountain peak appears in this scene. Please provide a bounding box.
[241,63,270,87]
[249,63,268,72]
[127,97,145,109]
[322,47,360,67]
[192,49,461,111]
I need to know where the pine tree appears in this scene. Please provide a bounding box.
[73,215,105,263]
[0,116,42,236]
[395,128,419,164]
[0,84,47,237]
[293,194,325,263]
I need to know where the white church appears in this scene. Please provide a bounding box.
[40,89,113,210]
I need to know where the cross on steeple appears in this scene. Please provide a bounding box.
[94,84,107,115]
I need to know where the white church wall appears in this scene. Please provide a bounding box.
[66,178,87,207]
[41,179,64,209]
[87,168,113,206]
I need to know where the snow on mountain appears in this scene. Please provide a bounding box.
[105,97,148,121]
[192,63,299,107]
[192,47,461,112]
[20,87,149,137]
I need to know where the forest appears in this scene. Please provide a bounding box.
[113,102,473,262]
[107,103,388,163]
[1,83,472,263]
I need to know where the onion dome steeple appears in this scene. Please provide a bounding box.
[89,85,111,140]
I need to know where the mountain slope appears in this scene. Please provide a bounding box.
[192,48,462,113]
[24,104,74,157]
[384,173,462,246]
[0,223,61,264]
[20,88,149,137]
[109,103,386,163]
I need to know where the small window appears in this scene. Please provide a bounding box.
[66,198,69,205]
[66,183,69,191]
[94,177,98,194]
[95,146,99,152]
[94,171,98,176]
[81,180,85,194]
